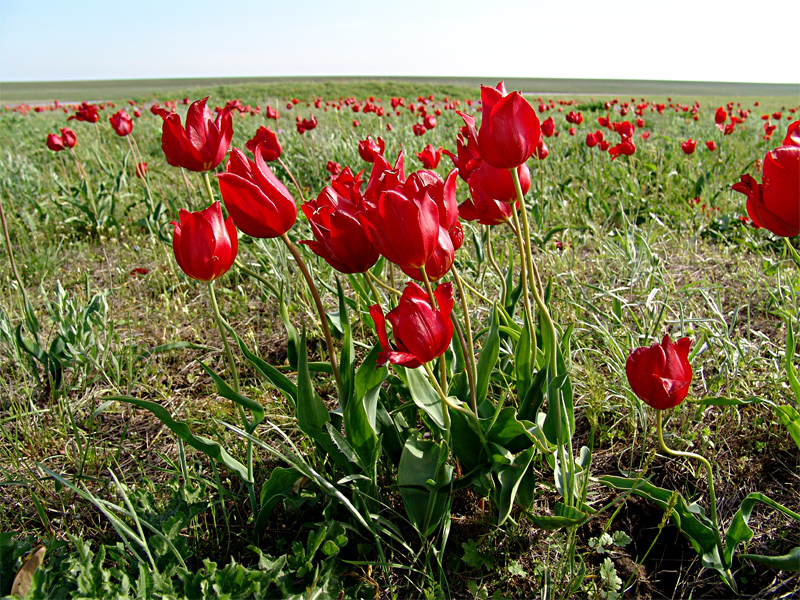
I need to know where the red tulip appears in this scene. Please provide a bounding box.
[412,122,426,136]
[681,139,697,155]
[478,82,541,169]
[442,111,482,182]
[635,118,645,128]
[295,115,317,134]
[541,116,555,138]
[60,127,77,149]
[171,201,238,282]
[417,144,441,169]
[326,161,342,176]
[714,107,727,124]
[705,140,717,152]
[566,111,583,125]
[245,126,282,160]
[370,282,454,368]
[585,132,598,148]
[732,121,800,237]
[460,182,514,225]
[68,102,100,123]
[300,172,379,274]
[405,168,461,252]
[217,147,297,239]
[612,121,635,139]
[46,133,64,152]
[626,335,693,410]
[400,227,455,282]
[135,162,148,179]
[358,135,385,163]
[423,114,437,130]
[533,139,549,160]
[568,126,576,136]
[109,110,133,137]
[609,138,636,160]
[469,162,530,203]
[266,106,279,120]
[159,97,233,172]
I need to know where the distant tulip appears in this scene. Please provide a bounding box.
[585,132,598,148]
[626,335,693,410]
[135,162,148,179]
[109,110,133,136]
[416,144,441,169]
[541,116,555,137]
[358,135,385,163]
[478,82,540,169]
[60,127,77,149]
[681,139,697,155]
[46,133,64,152]
[217,147,297,239]
[412,123,426,136]
[533,139,549,160]
[266,106,279,120]
[371,282,454,368]
[715,107,728,124]
[423,114,437,130]
[68,102,100,123]
[245,126,282,160]
[326,161,342,176]
[171,202,238,282]
[705,140,717,152]
[568,126,576,136]
[159,97,233,172]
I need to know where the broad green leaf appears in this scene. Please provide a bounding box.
[279,293,300,370]
[253,467,304,536]
[774,405,800,450]
[494,446,536,525]
[108,396,249,482]
[475,306,500,405]
[724,491,800,568]
[344,384,382,470]
[197,361,264,432]
[786,321,800,403]
[355,343,388,400]
[515,311,535,405]
[337,278,354,409]
[231,329,297,407]
[740,547,800,572]
[528,502,588,530]
[296,329,331,442]
[398,436,452,537]
[395,365,446,430]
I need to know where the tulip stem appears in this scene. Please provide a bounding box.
[363,272,381,303]
[423,362,451,440]
[508,209,534,333]
[485,226,507,305]
[202,171,216,205]
[235,259,281,298]
[451,267,478,415]
[784,237,800,269]
[207,282,241,396]
[57,153,72,189]
[367,271,401,296]
[421,268,448,394]
[277,158,307,205]
[281,233,343,398]
[656,410,731,585]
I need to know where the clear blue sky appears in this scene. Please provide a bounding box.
[1,0,797,84]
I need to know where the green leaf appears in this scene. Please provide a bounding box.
[515,311,535,405]
[253,467,304,536]
[740,547,800,572]
[786,321,800,403]
[336,278,354,409]
[461,538,494,570]
[494,445,536,525]
[774,404,800,450]
[231,329,297,407]
[475,306,500,405]
[355,343,388,400]
[398,436,452,537]
[279,293,300,370]
[295,328,331,441]
[527,504,587,531]
[111,396,250,482]
[344,384,382,471]
[724,491,800,568]
[395,365,446,430]
[197,361,264,432]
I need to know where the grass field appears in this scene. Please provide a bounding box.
[0,78,799,599]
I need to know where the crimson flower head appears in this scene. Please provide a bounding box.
[46,133,64,152]
[217,147,297,239]
[358,135,385,163]
[159,97,234,172]
[266,106,279,120]
[478,82,541,169]
[171,201,238,282]
[109,110,133,137]
[370,282,454,368]
[295,115,317,134]
[681,139,697,155]
[469,161,531,202]
[417,144,441,169]
[424,114,437,130]
[60,127,77,149]
[732,120,800,237]
[301,171,378,274]
[609,138,636,160]
[245,126,282,160]
[626,335,693,410]
[441,111,482,182]
[706,140,717,152]
[460,182,514,225]
[326,161,342,176]
[566,110,583,125]
[715,107,727,124]
[68,102,100,123]
[541,116,555,138]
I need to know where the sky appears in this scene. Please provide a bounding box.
[1,0,798,84]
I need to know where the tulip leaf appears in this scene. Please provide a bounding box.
[774,404,800,450]
[527,503,588,531]
[515,311,535,406]
[231,329,297,408]
[253,467,305,536]
[395,365,446,430]
[197,360,264,433]
[296,328,332,442]
[109,396,250,483]
[344,384,382,472]
[724,491,800,569]
[493,445,536,526]
[336,278,354,409]
[398,436,452,538]
[739,547,800,572]
[599,475,723,571]
[355,343,388,400]
[449,408,486,474]
[486,407,551,454]
[279,293,299,370]
[786,320,800,403]
[475,306,500,406]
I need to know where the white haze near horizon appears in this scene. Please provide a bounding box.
[0,0,797,85]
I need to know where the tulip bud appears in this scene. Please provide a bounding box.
[626,335,693,410]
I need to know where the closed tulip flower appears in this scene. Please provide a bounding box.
[533,139,549,160]
[109,110,133,136]
[460,183,514,225]
[681,139,697,155]
[585,132,598,148]
[217,147,297,239]
[442,111,482,182]
[626,335,693,410]
[60,127,77,149]
[469,161,531,202]
[159,97,233,172]
[400,227,455,282]
[541,116,555,138]
[370,282,454,368]
[706,140,717,152]
[478,82,540,169]
[732,121,800,237]
[171,201,238,282]
[46,133,64,152]
[245,126,282,160]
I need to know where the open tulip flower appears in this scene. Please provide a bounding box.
[159,97,234,172]
[416,143,441,169]
[217,147,297,239]
[478,81,541,169]
[171,201,238,282]
[245,126,282,160]
[681,139,697,155]
[109,110,133,137]
[370,281,454,368]
[358,135,385,163]
[732,121,800,237]
[68,101,100,123]
[626,335,693,410]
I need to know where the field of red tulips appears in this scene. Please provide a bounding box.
[0,79,798,599]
